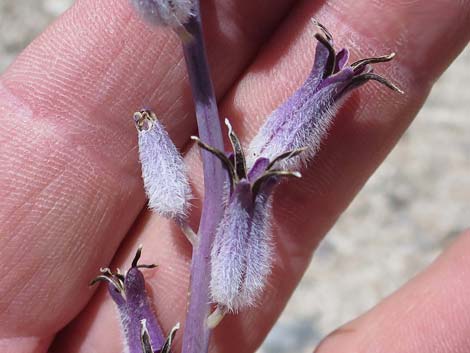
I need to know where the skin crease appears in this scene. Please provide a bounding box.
[0,1,468,353]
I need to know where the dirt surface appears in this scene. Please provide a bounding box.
[1,2,469,352]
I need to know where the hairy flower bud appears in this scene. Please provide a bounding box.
[193,120,302,313]
[249,21,402,170]
[134,110,192,220]
[131,0,194,28]
[210,179,277,312]
[90,247,178,353]
[210,181,255,311]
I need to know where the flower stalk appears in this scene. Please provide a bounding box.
[129,1,225,351]
[179,4,226,352]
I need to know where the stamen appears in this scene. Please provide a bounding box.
[351,53,396,71]
[136,264,158,269]
[252,171,302,196]
[115,274,126,287]
[132,245,144,268]
[314,33,337,78]
[267,147,308,171]
[311,19,333,42]
[225,119,247,179]
[89,275,124,293]
[112,268,126,288]
[191,136,238,185]
[131,245,158,270]
[350,73,404,93]
[161,323,181,353]
[140,319,155,353]
[99,267,113,275]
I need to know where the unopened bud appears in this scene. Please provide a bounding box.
[134,110,192,220]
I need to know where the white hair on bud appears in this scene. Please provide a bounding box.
[247,83,348,171]
[210,183,252,312]
[239,190,273,308]
[210,181,274,313]
[135,111,192,220]
[131,0,194,28]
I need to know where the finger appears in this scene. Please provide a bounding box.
[315,230,470,353]
[0,0,298,349]
[52,0,470,352]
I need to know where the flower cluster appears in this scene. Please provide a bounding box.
[95,2,402,351]
[196,22,400,315]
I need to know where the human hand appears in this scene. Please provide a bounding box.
[0,1,469,353]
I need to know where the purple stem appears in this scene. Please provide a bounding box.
[180,2,225,353]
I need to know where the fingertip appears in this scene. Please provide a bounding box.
[315,228,470,353]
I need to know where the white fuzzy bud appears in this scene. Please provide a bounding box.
[134,110,191,220]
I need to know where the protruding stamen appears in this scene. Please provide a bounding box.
[225,119,247,180]
[311,19,333,42]
[132,245,144,268]
[314,33,337,78]
[191,136,238,184]
[99,267,113,275]
[114,268,126,286]
[207,305,227,329]
[351,52,396,71]
[252,170,302,196]
[267,147,308,171]
[161,323,181,353]
[350,73,404,93]
[136,264,158,270]
[141,319,155,353]
[131,245,157,270]
[89,275,124,293]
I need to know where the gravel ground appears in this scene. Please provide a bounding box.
[1,2,469,352]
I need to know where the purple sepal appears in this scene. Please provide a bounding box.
[125,268,166,353]
[249,22,402,170]
[247,157,270,183]
[335,48,350,72]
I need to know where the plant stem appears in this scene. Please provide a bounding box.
[180,2,225,352]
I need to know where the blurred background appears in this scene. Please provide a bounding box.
[1,1,469,352]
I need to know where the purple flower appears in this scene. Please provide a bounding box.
[192,120,303,314]
[248,21,403,170]
[131,0,194,29]
[134,110,192,221]
[90,246,178,353]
